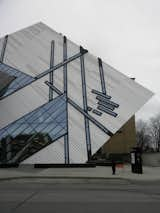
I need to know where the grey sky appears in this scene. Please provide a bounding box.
[0,0,160,121]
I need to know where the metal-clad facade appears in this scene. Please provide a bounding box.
[0,22,153,164]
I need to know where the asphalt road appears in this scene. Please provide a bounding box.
[0,180,160,213]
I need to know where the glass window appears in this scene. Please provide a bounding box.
[0,63,34,98]
[0,94,67,163]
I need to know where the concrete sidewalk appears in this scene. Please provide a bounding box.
[0,165,160,182]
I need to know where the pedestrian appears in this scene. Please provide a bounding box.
[112,160,116,175]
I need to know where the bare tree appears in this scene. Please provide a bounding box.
[149,114,160,152]
[136,120,152,151]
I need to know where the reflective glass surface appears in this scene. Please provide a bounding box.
[0,94,67,163]
[0,63,34,98]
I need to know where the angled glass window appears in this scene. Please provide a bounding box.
[0,71,15,97]
[0,94,67,163]
[0,63,34,98]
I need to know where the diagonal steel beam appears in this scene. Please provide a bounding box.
[0,48,88,101]
[98,58,106,95]
[80,46,92,161]
[49,40,55,101]
[36,48,88,79]
[0,35,8,63]
[45,81,114,137]
[63,36,70,164]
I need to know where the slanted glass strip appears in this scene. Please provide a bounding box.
[0,94,67,163]
[0,63,34,98]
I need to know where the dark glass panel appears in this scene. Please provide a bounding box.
[0,63,34,98]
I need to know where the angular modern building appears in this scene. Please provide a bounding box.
[0,22,153,164]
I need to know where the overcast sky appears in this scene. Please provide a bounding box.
[0,0,160,121]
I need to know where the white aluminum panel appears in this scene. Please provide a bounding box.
[67,40,86,108]
[67,39,79,58]
[22,137,65,164]
[0,76,51,129]
[67,39,83,107]
[4,22,64,77]
[53,68,64,94]
[67,59,83,108]
[85,54,153,134]
[84,53,102,113]
[68,104,88,163]
[89,121,110,155]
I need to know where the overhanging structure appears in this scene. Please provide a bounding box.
[0,22,153,164]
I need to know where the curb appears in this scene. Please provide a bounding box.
[0,176,160,184]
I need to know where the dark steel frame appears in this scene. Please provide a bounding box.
[49,40,55,101]
[0,35,8,63]
[63,36,69,164]
[80,46,92,161]
[98,58,106,95]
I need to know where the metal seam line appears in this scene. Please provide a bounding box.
[0,35,8,63]
[80,46,92,161]
[0,50,88,101]
[49,40,55,101]
[45,81,114,137]
[63,36,69,164]
[98,58,106,95]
